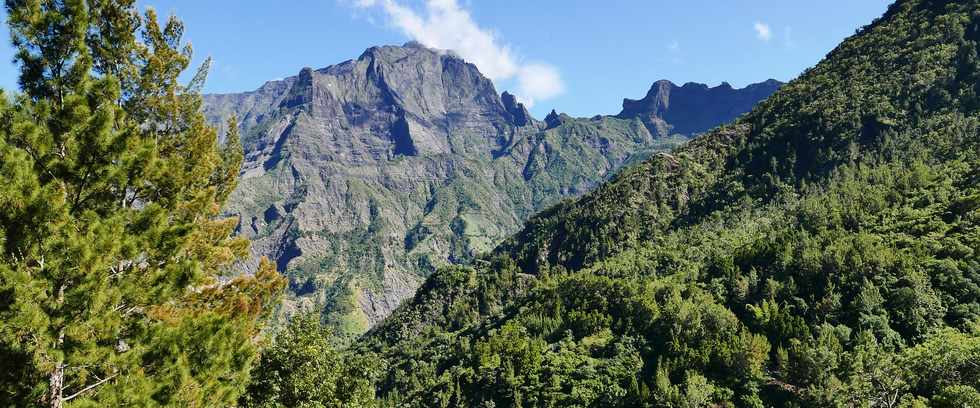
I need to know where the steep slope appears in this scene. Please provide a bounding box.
[203,43,780,337]
[358,1,980,406]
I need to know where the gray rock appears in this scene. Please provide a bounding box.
[618,79,783,137]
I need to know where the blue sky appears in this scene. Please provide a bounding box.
[0,1,892,117]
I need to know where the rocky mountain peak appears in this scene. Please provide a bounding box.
[402,40,428,49]
[501,91,532,127]
[216,43,522,163]
[280,67,315,110]
[618,79,783,136]
[544,109,563,129]
[745,78,783,91]
[624,80,676,118]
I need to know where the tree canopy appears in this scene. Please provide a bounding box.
[0,1,284,406]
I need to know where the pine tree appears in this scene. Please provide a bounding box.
[0,1,284,406]
[241,314,378,408]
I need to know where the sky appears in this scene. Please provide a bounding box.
[0,0,893,117]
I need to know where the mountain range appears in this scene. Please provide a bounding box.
[202,43,781,337]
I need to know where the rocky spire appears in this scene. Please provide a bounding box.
[501,91,532,127]
[544,109,563,129]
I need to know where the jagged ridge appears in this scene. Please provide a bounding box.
[618,79,783,137]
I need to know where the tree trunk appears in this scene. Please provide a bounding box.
[48,362,64,408]
[49,283,65,408]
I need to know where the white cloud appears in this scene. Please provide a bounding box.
[754,22,772,41]
[351,0,564,107]
[516,64,563,107]
[667,40,679,52]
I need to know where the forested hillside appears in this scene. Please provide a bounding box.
[252,0,980,406]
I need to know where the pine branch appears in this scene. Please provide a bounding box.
[61,374,118,403]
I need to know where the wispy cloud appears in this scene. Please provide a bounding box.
[784,26,795,48]
[754,22,772,41]
[666,41,682,64]
[350,0,564,107]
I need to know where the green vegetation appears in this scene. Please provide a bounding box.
[3,0,980,406]
[0,1,284,406]
[337,0,980,406]
[240,314,376,408]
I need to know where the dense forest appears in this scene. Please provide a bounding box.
[1,0,979,407]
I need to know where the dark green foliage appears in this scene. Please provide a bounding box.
[241,315,377,408]
[0,1,284,406]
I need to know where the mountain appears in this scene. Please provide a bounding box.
[618,79,783,137]
[350,0,980,406]
[203,43,780,338]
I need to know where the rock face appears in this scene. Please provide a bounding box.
[618,79,783,137]
[202,43,780,338]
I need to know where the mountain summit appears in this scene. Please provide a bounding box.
[618,79,783,136]
[206,43,523,164]
[203,43,779,337]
